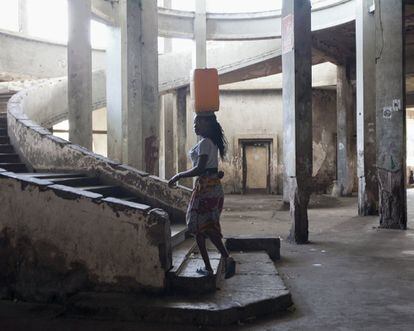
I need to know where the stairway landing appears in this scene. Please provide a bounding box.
[66,251,291,326]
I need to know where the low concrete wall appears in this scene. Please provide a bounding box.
[0,171,171,302]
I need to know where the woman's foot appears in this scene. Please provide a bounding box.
[225,257,236,279]
[196,266,213,276]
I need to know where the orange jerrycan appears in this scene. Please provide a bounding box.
[191,68,220,113]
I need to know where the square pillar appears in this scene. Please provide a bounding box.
[282,0,312,244]
[162,93,175,179]
[375,0,407,229]
[160,0,175,179]
[356,0,379,215]
[18,0,29,35]
[337,64,356,196]
[120,0,159,174]
[106,25,122,162]
[68,0,92,149]
[175,87,188,173]
[194,0,207,68]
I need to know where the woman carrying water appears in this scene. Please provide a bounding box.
[168,112,235,278]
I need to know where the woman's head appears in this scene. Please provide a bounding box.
[194,113,227,160]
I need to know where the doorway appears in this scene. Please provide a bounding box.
[242,140,271,194]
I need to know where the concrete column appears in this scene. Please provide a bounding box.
[282,0,312,244]
[120,0,159,173]
[375,0,407,229]
[356,0,379,215]
[161,0,175,179]
[68,0,92,149]
[194,0,207,68]
[337,64,356,196]
[175,87,188,173]
[18,0,29,35]
[162,93,175,178]
[106,26,122,162]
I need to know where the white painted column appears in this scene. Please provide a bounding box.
[175,87,188,173]
[18,0,29,35]
[106,25,122,162]
[120,0,159,173]
[68,0,92,149]
[356,0,378,215]
[194,0,207,68]
[161,0,175,179]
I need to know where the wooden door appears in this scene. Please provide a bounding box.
[243,142,270,193]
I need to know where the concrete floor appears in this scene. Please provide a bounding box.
[1,190,413,330]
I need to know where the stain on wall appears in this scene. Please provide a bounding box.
[0,174,170,302]
[312,89,338,194]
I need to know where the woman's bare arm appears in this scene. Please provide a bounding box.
[168,155,207,187]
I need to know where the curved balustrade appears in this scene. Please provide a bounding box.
[93,0,355,40]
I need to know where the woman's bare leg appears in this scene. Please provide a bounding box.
[207,231,236,278]
[196,234,213,272]
[207,232,229,258]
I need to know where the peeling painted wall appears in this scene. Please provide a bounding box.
[0,172,171,302]
[185,89,337,194]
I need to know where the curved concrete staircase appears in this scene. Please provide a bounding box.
[0,81,291,326]
[0,91,226,295]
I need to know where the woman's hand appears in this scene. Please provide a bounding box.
[168,174,181,188]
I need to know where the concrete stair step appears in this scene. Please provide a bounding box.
[19,173,86,179]
[0,144,14,153]
[78,185,127,198]
[48,176,101,187]
[0,137,9,145]
[169,238,197,275]
[170,224,187,248]
[21,174,146,207]
[167,239,224,294]
[0,153,20,163]
[0,163,27,173]
[119,196,140,202]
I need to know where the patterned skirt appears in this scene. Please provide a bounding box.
[186,174,224,237]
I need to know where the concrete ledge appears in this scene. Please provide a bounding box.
[48,184,103,200]
[102,197,151,212]
[65,252,292,326]
[0,171,53,187]
[225,235,281,260]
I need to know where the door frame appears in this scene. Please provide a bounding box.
[241,139,272,194]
